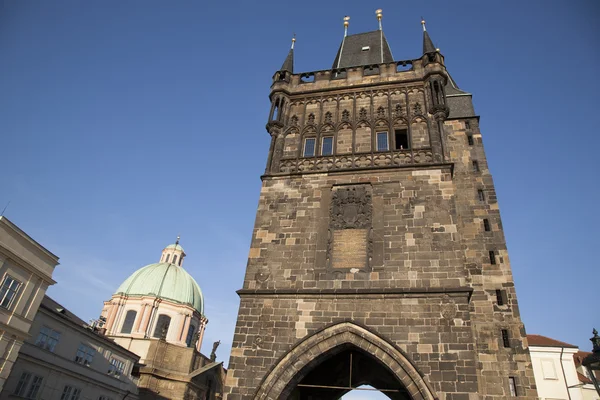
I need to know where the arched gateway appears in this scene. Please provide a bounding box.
[254,322,437,400]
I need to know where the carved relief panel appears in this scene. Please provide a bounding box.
[327,185,373,271]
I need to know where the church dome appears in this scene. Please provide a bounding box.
[115,241,203,314]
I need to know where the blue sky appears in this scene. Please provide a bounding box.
[1,0,598,374]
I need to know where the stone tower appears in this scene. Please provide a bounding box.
[225,14,536,400]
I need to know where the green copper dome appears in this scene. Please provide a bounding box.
[165,243,185,252]
[115,263,203,314]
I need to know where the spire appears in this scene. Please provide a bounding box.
[279,35,295,73]
[421,17,436,54]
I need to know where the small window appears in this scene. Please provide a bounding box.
[35,326,60,352]
[120,310,137,334]
[108,358,125,377]
[61,385,81,400]
[153,314,171,338]
[472,160,480,172]
[75,343,95,366]
[14,372,42,399]
[465,121,471,130]
[395,129,409,150]
[478,189,485,202]
[321,137,333,156]
[186,324,196,347]
[496,289,505,306]
[165,254,170,263]
[172,255,177,265]
[303,138,316,157]
[502,329,510,348]
[376,132,389,152]
[489,250,496,265]
[483,219,491,232]
[467,135,474,146]
[361,46,370,51]
[508,377,517,396]
[0,275,21,309]
[179,257,183,266]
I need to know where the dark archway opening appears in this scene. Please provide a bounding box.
[285,344,412,400]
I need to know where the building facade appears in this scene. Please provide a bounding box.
[101,241,225,400]
[528,334,600,400]
[0,296,139,400]
[0,216,59,392]
[225,14,537,400]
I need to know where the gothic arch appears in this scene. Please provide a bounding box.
[253,321,438,400]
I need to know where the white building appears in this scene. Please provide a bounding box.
[0,216,59,391]
[528,334,599,400]
[0,296,140,400]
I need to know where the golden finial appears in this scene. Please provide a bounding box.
[291,33,296,49]
[436,48,440,52]
[343,16,350,37]
[421,17,427,32]
[376,9,383,31]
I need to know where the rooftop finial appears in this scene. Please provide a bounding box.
[291,33,296,49]
[376,9,383,31]
[343,16,350,37]
[421,17,427,32]
[175,235,180,245]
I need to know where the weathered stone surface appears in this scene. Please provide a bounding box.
[225,33,536,400]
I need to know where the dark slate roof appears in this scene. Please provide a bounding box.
[41,295,87,326]
[280,48,294,73]
[332,30,394,69]
[423,30,436,54]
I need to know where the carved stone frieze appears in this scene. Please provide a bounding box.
[330,186,372,229]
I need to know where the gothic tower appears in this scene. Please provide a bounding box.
[225,13,536,400]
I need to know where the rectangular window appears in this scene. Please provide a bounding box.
[472,160,480,172]
[303,138,316,157]
[15,372,32,396]
[483,218,491,231]
[26,375,43,399]
[376,132,389,151]
[321,137,333,156]
[394,129,409,150]
[502,329,510,348]
[508,377,517,396]
[467,135,474,146]
[0,275,21,309]
[35,326,60,352]
[465,121,471,130]
[489,250,496,265]
[108,358,125,377]
[61,385,81,400]
[15,372,43,399]
[75,343,95,366]
[496,289,505,306]
[478,189,485,202]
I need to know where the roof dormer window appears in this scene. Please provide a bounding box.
[361,46,370,51]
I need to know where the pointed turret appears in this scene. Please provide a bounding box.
[279,36,295,73]
[421,18,436,54]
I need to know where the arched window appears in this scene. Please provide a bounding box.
[186,324,196,347]
[165,254,170,263]
[153,314,171,338]
[172,255,177,265]
[179,257,183,266]
[120,310,137,334]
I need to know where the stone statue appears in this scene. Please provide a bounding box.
[210,340,220,361]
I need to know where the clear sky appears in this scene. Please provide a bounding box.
[1,0,598,375]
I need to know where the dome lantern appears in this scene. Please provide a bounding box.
[160,236,186,266]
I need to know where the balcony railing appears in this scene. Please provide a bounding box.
[277,149,433,174]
